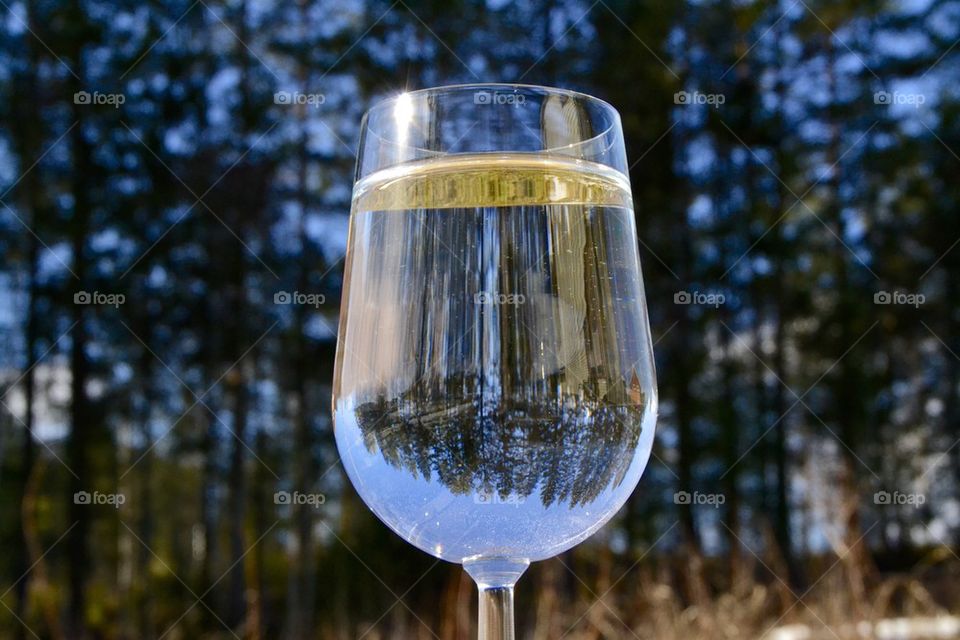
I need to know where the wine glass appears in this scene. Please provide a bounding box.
[332,83,657,639]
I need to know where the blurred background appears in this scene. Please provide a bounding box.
[1,0,958,638]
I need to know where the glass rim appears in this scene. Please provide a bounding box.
[359,83,623,160]
[363,82,619,116]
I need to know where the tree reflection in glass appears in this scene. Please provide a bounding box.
[354,372,645,509]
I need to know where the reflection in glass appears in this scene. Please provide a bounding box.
[354,373,645,508]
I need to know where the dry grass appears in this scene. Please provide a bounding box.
[358,544,960,640]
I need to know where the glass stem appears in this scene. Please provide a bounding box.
[464,557,528,640]
[478,584,515,640]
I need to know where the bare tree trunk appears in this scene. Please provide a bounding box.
[16,239,40,640]
[532,561,561,640]
[288,10,317,631]
[65,8,93,632]
[250,406,268,640]
[713,143,742,581]
[13,1,43,634]
[672,5,700,552]
[770,16,801,587]
[133,310,156,637]
[225,0,255,630]
[23,460,66,640]
[199,388,221,620]
[945,269,960,547]
[439,566,471,640]
[197,187,225,628]
[225,341,250,630]
[824,34,875,616]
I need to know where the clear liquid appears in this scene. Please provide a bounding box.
[333,154,657,563]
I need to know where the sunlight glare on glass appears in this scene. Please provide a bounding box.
[394,92,414,147]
